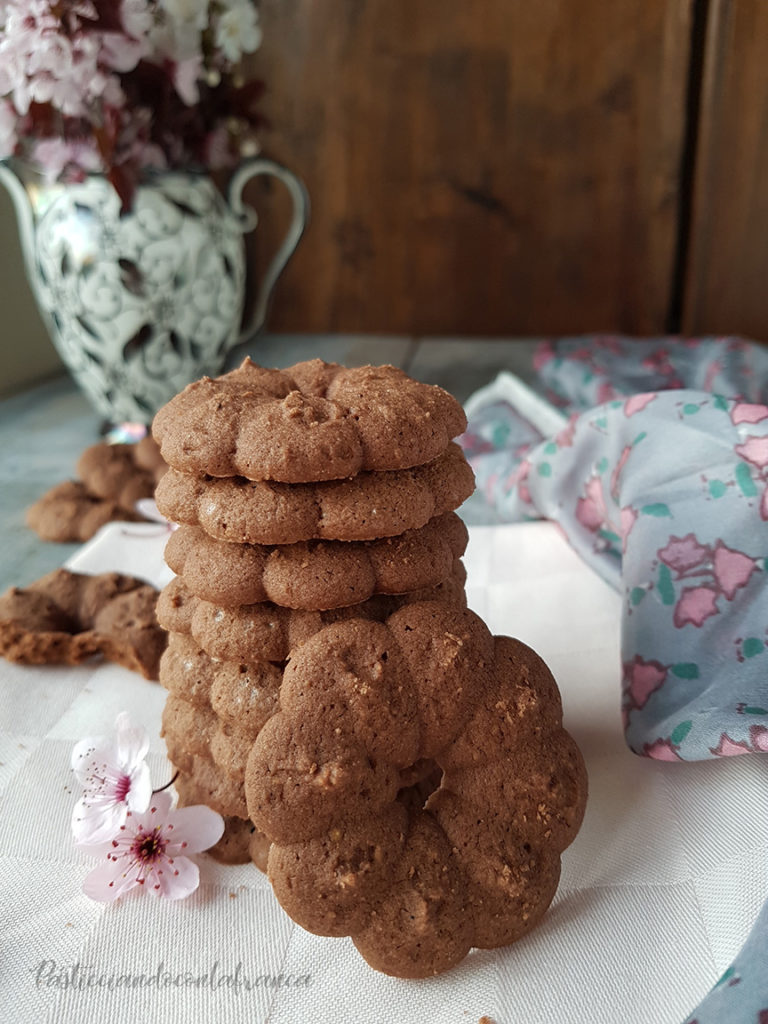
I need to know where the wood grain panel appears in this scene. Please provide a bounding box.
[244,0,692,335]
[683,0,768,341]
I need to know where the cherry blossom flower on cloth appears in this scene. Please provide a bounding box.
[673,584,720,628]
[658,533,710,575]
[71,712,152,845]
[730,401,768,425]
[735,434,768,470]
[79,791,224,902]
[712,541,758,600]
[623,655,667,711]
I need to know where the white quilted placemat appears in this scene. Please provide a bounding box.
[1,521,766,1024]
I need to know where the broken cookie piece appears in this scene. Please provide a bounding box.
[0,569,166,679]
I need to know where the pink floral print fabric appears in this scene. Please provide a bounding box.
[463,340,768,763]
[462,336,768,1023]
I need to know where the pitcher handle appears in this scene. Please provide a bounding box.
[227,157,309,345]
[0,160,38,289]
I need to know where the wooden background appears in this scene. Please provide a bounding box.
[684,0,768,340]
[241,0,767,341]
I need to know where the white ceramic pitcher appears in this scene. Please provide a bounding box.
[0,158,308,423]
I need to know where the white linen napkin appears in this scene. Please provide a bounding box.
[1,521,766,1024]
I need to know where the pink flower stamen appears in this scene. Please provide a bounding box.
[132,828,167,864]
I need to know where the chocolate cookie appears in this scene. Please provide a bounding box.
[209,816,264,867]
[152,358,467,482]
[171,751,249,820]
[244,601,587,978]
[0,569,165,679]
[156,575,196,636]
[25,480,143,543]
[156,563,467,664]
[77,437,166,509]
[164,512,468,610]
[209,722,256,784]
[157,632,219,707]
[158,632,282,732]
[27,436,168,543]
[155,443,475,545]
[161,694,218,771]
[133,435,168,479]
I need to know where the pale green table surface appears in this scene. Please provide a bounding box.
[0,334,539,589]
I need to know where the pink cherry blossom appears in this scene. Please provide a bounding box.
[0,2,112,117]
[643,738,682,761]
[673,585,720,628]
[575,475,606,532]
[735,435,768,470]
[79,791,224,902]
[216,1,262,64]
[121,0,154,39]
[624,393,656,417]
[749,726,768,752]
[709,733,752,758]
[31,137,102,182]
[730,402,768,425]
[0,0,266,200]
[100,32,147,73]
[172,54,203,105]
[624,656,667,710]
[657,533,710,574]
[712,541,757,600]
[73,1,99,18]
[160,0,209,33]
[71,712,152,845]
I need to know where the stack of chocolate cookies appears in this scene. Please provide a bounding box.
[152,358,475,866]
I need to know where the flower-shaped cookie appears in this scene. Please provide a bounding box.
[152,358,467,482]
[244,601,587,977]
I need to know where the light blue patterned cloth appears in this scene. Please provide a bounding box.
[461,336,768,1024]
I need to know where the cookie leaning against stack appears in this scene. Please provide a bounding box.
[244,601,587,977]
[153,358,475,866]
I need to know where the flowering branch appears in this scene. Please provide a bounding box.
[0,0,266,207]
